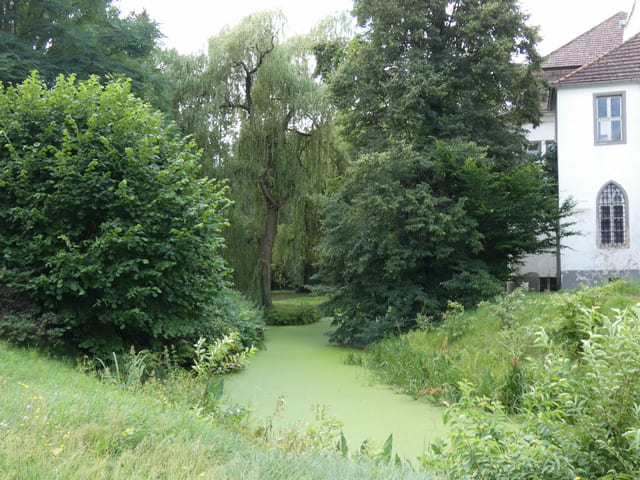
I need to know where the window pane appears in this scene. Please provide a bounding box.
[527,142,541,156]
[613,205,624,218]
[611,96,621,117]
[614,218,624,244]
[598,97,608,117]
[611,120,622,141]
[595,95,624,143]
[598,119,611,140]
[601,220,611,244]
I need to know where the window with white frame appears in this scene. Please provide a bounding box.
[598,182,628,247]
[594,93,625,144]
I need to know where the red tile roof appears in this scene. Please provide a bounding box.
[543,12,627,70]
[556,31,640,85]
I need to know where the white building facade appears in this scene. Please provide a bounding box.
[521,12,640,289]
[555,64,640,287]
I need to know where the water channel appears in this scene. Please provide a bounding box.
[224,318,446,460]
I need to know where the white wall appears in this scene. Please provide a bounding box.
[518,252,557,277]
[525,111,556,143]
[524,110,556,155]
[520,112,558,279]
[556,81,640,285]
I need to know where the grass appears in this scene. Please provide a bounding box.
[365,280,640,406]
[0,342,432,480]
[6,284,637,478]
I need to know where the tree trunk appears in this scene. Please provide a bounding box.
[259,203,279,308]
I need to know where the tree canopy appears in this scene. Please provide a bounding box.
[331,0,544,164]
[164,11,345,306]
[0,73,230,355]
[316,141,570,345]
[315,0,572,345]
[0,0,167,107]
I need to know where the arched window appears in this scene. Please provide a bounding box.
[598,182,628,247]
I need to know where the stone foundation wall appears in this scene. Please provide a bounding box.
[561,270,640,289]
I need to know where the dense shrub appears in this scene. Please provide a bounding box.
[550,280,618,357]
[206,288,265,348]
[426,306,640,479]
[0,73,231,355]
[264,304,321,326]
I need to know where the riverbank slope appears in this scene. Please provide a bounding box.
[0,342,432,479]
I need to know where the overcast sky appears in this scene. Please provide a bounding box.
[116,0,638,56]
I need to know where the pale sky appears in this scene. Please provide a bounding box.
[116,0,638,56]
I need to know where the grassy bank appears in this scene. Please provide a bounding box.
[365,280,640,406]
[0,342,431,480]
[361,280,640,478]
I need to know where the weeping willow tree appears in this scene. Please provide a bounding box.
[164,11,345,307]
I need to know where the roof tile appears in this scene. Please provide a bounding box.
[557,31,640,85]
[543,12,627,69]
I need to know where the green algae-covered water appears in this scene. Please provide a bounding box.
[224,318,446,461]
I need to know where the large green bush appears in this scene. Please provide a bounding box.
[0,73,231,355]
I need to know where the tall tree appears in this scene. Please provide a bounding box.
[0,0,167,107]
[164,12,343,307]
[316,0,573,345]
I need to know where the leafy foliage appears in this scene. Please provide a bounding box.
[435,301,469,341]
[315,0,574,344]
[163,12,346,306]
[263,304,321,326]
[426,306,640,479]
[206,288,266,349]
[192,333,257,379]
[332,0,544,164]
[191,332,257,412]
[315,141,569,345]
[0,0,167,108]
[0,73,231,355]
